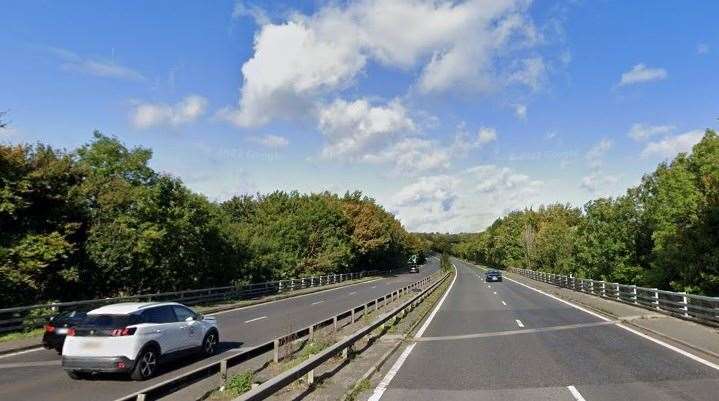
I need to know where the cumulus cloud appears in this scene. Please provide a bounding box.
[318,98,414,160]
[250,134,289,148]
[618,64,667,86]
[641,130,704,159]
[390,165,543,232]
[223,0,544,127]
[514,104,527,120]
[451,126,498,155]
[131,95,208,128]
[51,48,145,81]
[628,123,675,141]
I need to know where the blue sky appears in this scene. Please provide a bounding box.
[1,0,717,232]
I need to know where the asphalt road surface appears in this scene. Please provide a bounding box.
[369,258,719,401]
[0,259,439,401]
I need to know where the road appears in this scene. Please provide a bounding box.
[369,258,719,401]
[0,259,439,401]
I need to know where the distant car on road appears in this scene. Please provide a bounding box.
[61,302,219,380]
[409,264,420,273]
[43,310,87,354]
[485,270,502,282]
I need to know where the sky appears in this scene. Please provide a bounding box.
[1,0,717,233]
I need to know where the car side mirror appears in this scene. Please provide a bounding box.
[185,316,195,322]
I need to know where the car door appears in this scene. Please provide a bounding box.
[173,305,202,348]
[142,306,183,353]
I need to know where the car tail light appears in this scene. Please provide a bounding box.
[66,328,76,336]
[111,327,137,336]
[44,324,55,333]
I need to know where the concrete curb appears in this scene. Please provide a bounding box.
[0,276,382,357]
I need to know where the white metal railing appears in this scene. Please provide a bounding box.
[0,270,382,334]
[508,267,719,325]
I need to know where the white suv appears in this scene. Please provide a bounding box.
[61,302,219,380]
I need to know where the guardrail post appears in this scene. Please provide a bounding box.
[219,359,228,391]
[681,293,689,317]
[653,289,660,310]
[137,395,146,401]
[273,339,280,363]
[342,346,348,359]
[351,309,355,324]
[309,324,314,340]
[615,283,620,301]
[307,363,314,385]
[601,281,606,297]
[632,285,638,304]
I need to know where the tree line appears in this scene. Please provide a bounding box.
[0,132,428,307]
[423,129,719,296]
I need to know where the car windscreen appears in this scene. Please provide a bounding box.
[84,314,141,328]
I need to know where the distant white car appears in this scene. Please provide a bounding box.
[61,302,219,380]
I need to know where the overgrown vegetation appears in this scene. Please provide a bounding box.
[428,129,719,296]
[1,132,429,307]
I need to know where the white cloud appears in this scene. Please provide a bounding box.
[224,0,544,127]
[250,134,289,148]
[451,126,498,155]
[697,43,710,55]
[585,138,612,169]
[391,165,543,232]
[131,95,208,128]
[580,172,619,193]
[51,48,145,81]
[641,129,704,159]
[627,123,674,141]
[318,98,414,160]
[514,104,527,120]
[618,64,667,86]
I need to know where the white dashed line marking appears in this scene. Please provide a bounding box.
[502,301,507,306]
[244,316,267,323]
[371,286,377,289]
[311,300,324,305]
[515,319,525,328]
[349,291,357,295]
[493,291,497,295]
[567,385,587,401]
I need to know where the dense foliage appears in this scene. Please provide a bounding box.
[447,130,719,295]
[0,133,424,307]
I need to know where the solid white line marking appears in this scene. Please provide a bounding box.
[515,319,525,328]
[567,385,587,401]
[487,285,491,288]
[503,274,719,371]
[368,343,416,401]
[244,316,267,323]
[366,264,458,401]
[311,300,324,305]
[502,301,507,306]
[415,265,458,338]
[0,347,43,360]
[371,286,377,289]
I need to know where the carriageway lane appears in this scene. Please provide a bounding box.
[0,260,439,401]
[372,259,719,401]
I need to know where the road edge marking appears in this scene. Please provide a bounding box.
[567,385,587,401]
[366,264,458,401]
[502,271,719,371]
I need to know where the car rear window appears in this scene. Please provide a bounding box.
[84,314,141,328]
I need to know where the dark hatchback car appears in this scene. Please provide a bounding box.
[42,311,87,353]
[485,270,503,282]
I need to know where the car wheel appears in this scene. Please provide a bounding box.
[66,370,86,380]
[131,347,159,381]
[202,330,219,356]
